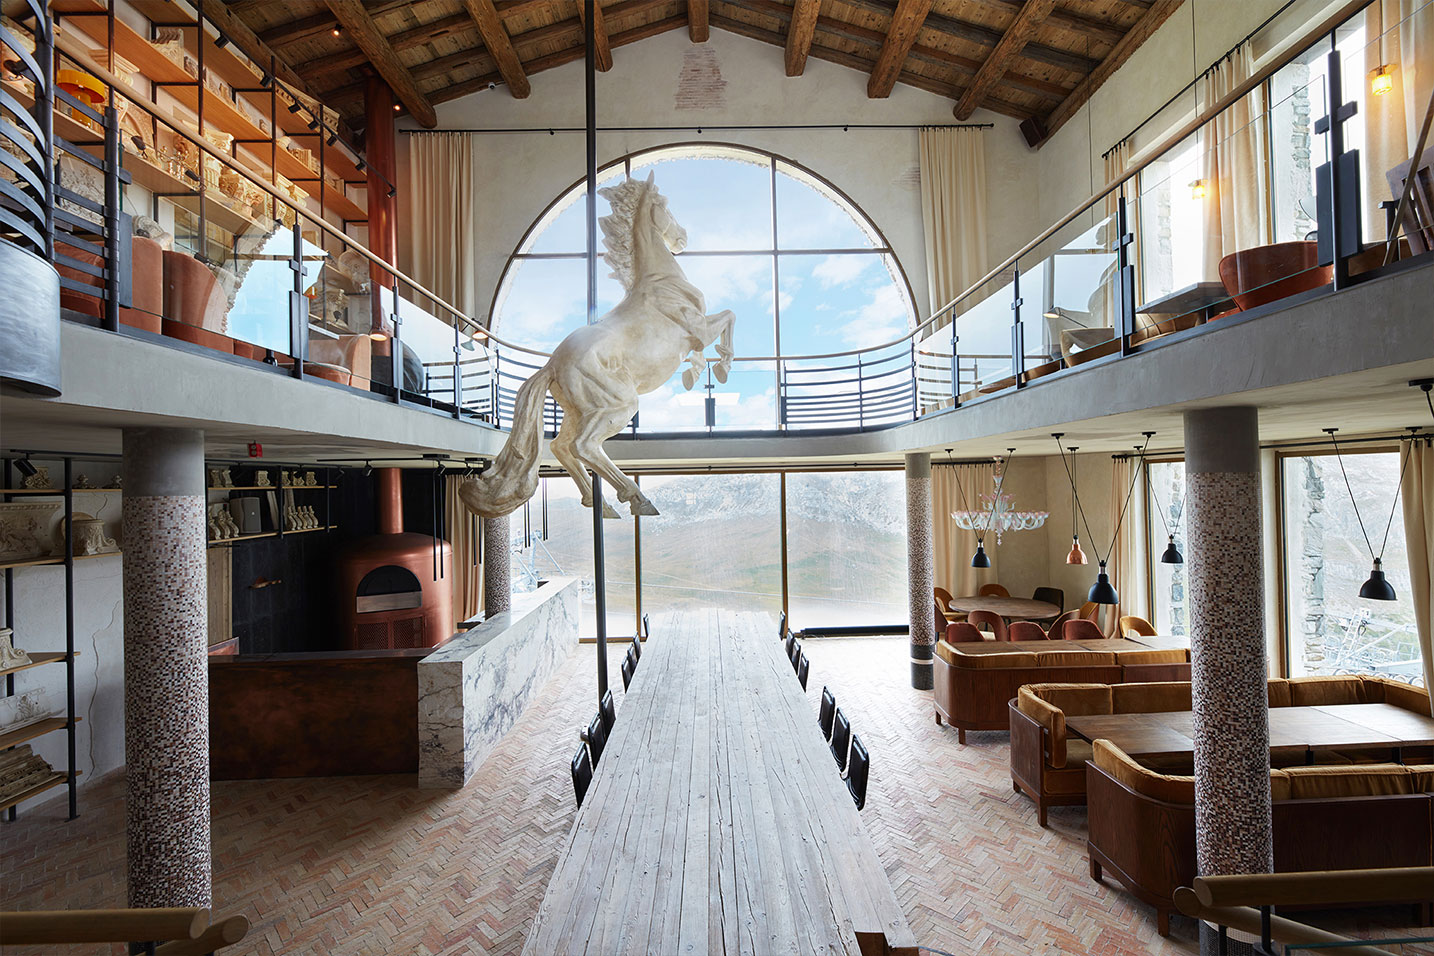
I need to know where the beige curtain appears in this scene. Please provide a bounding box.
[408,132,478,318]
[1365,0,1434,242]
[919,128,989,318]
[1261,448,1284,676]
[444,475,482,623]
[932,463,998,600]
[1199,45,1270,279]
[1108,455,1149,635]
[1401,437,1434,692]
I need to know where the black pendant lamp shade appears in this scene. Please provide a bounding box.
[1161,535,1184,564]
[1359,559,1397,601]
[1088,561,1119,605]
[971,543,991,568]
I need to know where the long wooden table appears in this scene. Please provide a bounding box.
[1066,703,1434,761]
[948,595,1060,621]
[522,609,917,956]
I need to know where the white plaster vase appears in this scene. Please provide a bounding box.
[54,513,119,556]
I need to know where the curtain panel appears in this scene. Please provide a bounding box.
[444,475,483,624]
[918,128,989,319]
[1401,438,1434,692]
[1199,45,1270,280]
[1108,455,1149,635]
[932,462,999,603]
[408,132,478,319]
[1365,0,1434,243]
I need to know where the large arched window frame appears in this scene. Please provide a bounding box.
[489,143,918,431]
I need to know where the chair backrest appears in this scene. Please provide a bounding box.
[818,686,836,740]
[631,634,642,662]
[934,598,949,636]
[967,609,1008,642]
[1387,145,1434,254]
[797,652,810,690]
[1032,587,1064,610]
[1119,614,1157,637]
[1077,601,1100,621]
[1045,609,1078,635]
[1062,618,1105,641]
[784,633,797,662]
[830,707,852,771]
[778,610,787,639]
[642,613,650,638]
[934,586,955,610]
[599,689,616,735]
[944,621,985,643]
[977,583,1010,598]
[1008,621,1048,642]
[847,734,869,811]
[585,712,608,766]
[620,650,636,690]
[788,638,802,668]
[570,743,593,807]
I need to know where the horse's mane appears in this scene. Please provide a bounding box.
[596,176,654,292]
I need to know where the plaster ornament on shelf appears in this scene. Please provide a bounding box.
[303,472,317,486]
[255,471,271,487]
[0,502,62,561]
[54,513,119,556]
[280,470,293,487]
[111,475,122,488]
[458,174,736,520]
[0,627,32,669]
[73,474,93,490]
[22,466,52,490]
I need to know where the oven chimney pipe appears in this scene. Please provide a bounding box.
[375,467,403,534]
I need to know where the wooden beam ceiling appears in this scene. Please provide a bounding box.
[785,0,820,76]
[952,0,1056,119]
[322,0,439,127]
[460,0,533,97]
[867,0,932,98]
[1036,0,1183,144]
[964,0,1124,45]
[688,0,711,42]
[304,12,475,82]
[261,13,338,49]
[577,0,615,72]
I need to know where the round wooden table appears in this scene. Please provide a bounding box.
[948,596,1060,621]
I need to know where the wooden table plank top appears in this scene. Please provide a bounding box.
[522,609,916,956]
[1312,703,1434,747]
[947,596,1061,620]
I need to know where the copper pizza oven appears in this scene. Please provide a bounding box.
[337,468,453,650]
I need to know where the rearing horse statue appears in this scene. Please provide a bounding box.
[459,173,736,519]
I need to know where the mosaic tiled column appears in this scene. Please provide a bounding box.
[906,453,935,690]
[1185,407,1271,951]
[483,514,511,616]
[121,427,211,910]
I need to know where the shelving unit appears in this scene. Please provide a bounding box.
[0,770,77,813]
[205,464,339,546]
[0,652,74,679]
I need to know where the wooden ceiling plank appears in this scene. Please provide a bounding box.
[577,0,615,72]
[260,12,338,48]
[785,0,820,76]
[866,0,933,97]
[952,0,1057,119]
[304,13,476,81]
[460,0,533,97]
[961,0,1124,45]
[322,0,439,126]
[1037,0,1182,144]
[689,0,711,41]
[495,0,565,16]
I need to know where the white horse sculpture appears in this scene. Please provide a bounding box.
[459,173,736,519]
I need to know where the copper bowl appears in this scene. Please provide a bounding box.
[1217,241,1331,312]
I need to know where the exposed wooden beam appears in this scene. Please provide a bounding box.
[496,0,566,16]
[460,0,533,97]
[952,0,1056,119]
[866,0,932,98]
[323,0,438,126]
[688,0,710,41]
[303,13,476,80]
[577,0,615,72]
[964,0,1124,45]
[784,0,820,76]
[1037,0,1182,145]
[260,12,338,49]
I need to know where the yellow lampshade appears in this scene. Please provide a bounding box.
[1372,66,1395,96]
[1189,179,1208,200]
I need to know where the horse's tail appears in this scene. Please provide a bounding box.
[458,364,554,518]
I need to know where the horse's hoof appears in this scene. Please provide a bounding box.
[630,499,660,517]
[713,364,729,385]
[681,368,697,390]
[601,500,620,519]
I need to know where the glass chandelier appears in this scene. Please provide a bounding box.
[950,451,1049,548]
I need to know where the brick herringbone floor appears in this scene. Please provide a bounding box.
[3,636,1429,954]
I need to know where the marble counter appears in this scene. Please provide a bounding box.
[417,577,580,789]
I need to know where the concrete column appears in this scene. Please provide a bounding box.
[906,453,935,690]
[121,427,211,909]
[483,514,511,616]
[1185,407,1271,948]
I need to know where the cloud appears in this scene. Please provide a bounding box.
[836,283,910,349]
[812,255,874,288]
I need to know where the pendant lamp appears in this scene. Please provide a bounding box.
[1161,536,1184,564]
[1088,561,1119,605]
[1324,428,1412,603]
[971,543,991,568]
[1149,463,1186,565]
[1055,432,1156,609]
[1064,445,1088,565]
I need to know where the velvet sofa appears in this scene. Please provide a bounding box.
[1087,738,1434,935]
[932,638,1190,743]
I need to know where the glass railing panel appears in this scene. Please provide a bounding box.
[1132,132,1205,307]
[914,320,954,415]
[1269,56,1328,246]
[950,269,1015,400]
[1023,210,1119,368]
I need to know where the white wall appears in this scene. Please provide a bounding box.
[397,27,1038,327]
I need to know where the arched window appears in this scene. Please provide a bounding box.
[490,144,916,431]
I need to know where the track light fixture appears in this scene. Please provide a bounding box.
[14,456,38,478]
[287,102,303,114]
[355,158,366,173]
[215,33,229,49]
[387,185,396,198]
[363,461,373,477]
[327,132,338,146]
[307,118,319,130]
[1324,427,1413,602]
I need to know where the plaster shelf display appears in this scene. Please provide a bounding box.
[0,745,58,807]
[208,467,234,488]
[0,627,31,669]
[0,502,62,561]
[21,466,52,491]
[255,471,271,488]
[53,513,119,556]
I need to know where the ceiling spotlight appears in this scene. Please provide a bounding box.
[368,330,390,341]
[287,101,303,114]
[393,103,402,112]
[215,33,229,49]
[386,185,396,198]
[14,457,38,478]
[307,118,319,130]
[355,158,366,172]
[362,461,373,477]
[331,26,342,37]
[327,132,338,146]
[260,72,272,88]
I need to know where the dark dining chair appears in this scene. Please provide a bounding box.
[788,637,802,669]
[797,652,810,690]
[967,609,1008,642]
[944,621,985,643]
[571,743,592,808]
[1062,618,1105,641]
[599,689,616,736]
[1032,586,1064,611]
[1008,621,1048,641]
[846,734,869,811]
[631,633,642,663]
[818,686,836,741]
[621,648,636,690]
[784,633,797,663]
[583,712,607,766]
[978,583,1010,598]
[830,707,852,771]
[778,610,788,639]
[642,613,650,639]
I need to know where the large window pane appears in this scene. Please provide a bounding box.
[775,162,879,250]
[1282,452,1421,685]
[638,474,782,615]
[628,153,773,251]
[785,471,907,628]
[1146,460,1188,636]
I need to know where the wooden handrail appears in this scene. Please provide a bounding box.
[1193,867,1434,909]
[0,907,209,945]
[153,915,251,955]
[1173,888,1397,956]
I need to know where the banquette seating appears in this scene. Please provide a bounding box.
[932,638,1190,743]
